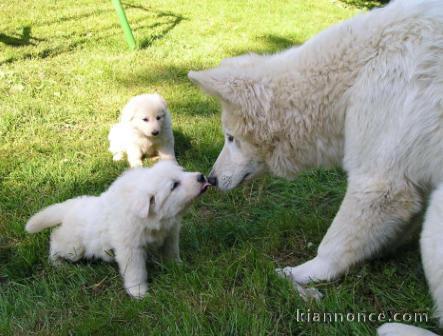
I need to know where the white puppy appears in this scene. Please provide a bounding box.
[25,161,210,298]
[108,93,175,167]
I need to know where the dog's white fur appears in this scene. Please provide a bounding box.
[108,93,175,167]
[25,161,209,298]
[189,1,443,334]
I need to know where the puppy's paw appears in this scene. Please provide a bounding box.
[277,256,336,284]
[112,153,124,161]
[157,153,176,161]
[276,268,323,302]
[126,283,148,299]
[377,323,437,336]
[295,284,323,302]
[128,160,143,168]
[48,255,64,267]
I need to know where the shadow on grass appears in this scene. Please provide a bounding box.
[139,12,186,48]
[0,26,45,47]
[339,0,390,9]
[247,34,301,53]
[124,4,188,49]
[174,129,193,159]
[0,6,187,65]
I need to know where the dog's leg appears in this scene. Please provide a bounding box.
[278,175,422,284]
[49,229,84,265]
[127,147,143,168]
[420,183,443,329]
[161,222,181,262]
[157,143,176,161]
[115,247,148,298]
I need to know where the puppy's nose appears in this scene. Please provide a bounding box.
[151,130,159,136]
[196,174,206,183]
[207,176,217,186]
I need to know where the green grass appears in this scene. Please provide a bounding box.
[0,0,438,335]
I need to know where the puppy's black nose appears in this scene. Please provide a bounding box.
[197,174,206,183]
[207,176,217,186]
[151,130,159,136]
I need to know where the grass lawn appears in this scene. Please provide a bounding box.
[0,0,438,335]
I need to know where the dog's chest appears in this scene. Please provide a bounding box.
[140,219,176,247]
[142,227,168,246]
[138,137,161,155]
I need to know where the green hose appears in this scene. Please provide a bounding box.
[112,0,137,50]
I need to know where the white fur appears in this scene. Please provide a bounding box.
[108,93,175,167]
[378,323,439,336]
[26,161,209,298]
[189,0,443,333]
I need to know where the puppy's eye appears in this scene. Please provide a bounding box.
[142,117,149,122]
[156,116,161,120]
[171,181,180,191]
[227,135,234,142]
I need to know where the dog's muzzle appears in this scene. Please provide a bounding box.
[207,176,217,186]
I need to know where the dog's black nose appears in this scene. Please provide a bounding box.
[207,176,217,186]
[197,174,206,183]
[151,130,159,136]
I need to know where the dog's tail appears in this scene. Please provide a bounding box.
[25,200,74,233]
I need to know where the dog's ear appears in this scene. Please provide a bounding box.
[151,186,171,215]
[134,194,155,218]
[152,93,167,109]
[120,100,137,122]
[188,68,272,118]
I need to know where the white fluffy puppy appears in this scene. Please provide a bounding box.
[108,93,175,167]
[25,161,210,298]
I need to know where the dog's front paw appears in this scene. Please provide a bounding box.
[276,268,323,302]
[48,255,64,267]
[112,153,124,161]
[295,284,323,302]
[277,256,336,285]
[128,160,143,168]
[377,323,437,336]
[126,283,148,299]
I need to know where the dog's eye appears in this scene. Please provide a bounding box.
[156,116,161,120]
[171,181,180,191]
[142,117,149,122]
[227,135,234,142]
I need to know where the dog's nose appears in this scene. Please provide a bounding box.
[207,176,217,186]
[196,174,206,183]
[151,130,159,136]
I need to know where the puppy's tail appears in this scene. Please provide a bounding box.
[25,200,74,233]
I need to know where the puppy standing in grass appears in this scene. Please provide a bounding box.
[108,93,175,167]
[25,161,210,298]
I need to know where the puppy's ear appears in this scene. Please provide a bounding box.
[134,194,155,218]
[152,93,167,109]
[151,187,171,214]
[120,100,137,123]
[188,68,272,118]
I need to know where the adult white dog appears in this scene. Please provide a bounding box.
[189,1,443,334]
[26,161,210,298]
[108,93,175,167]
